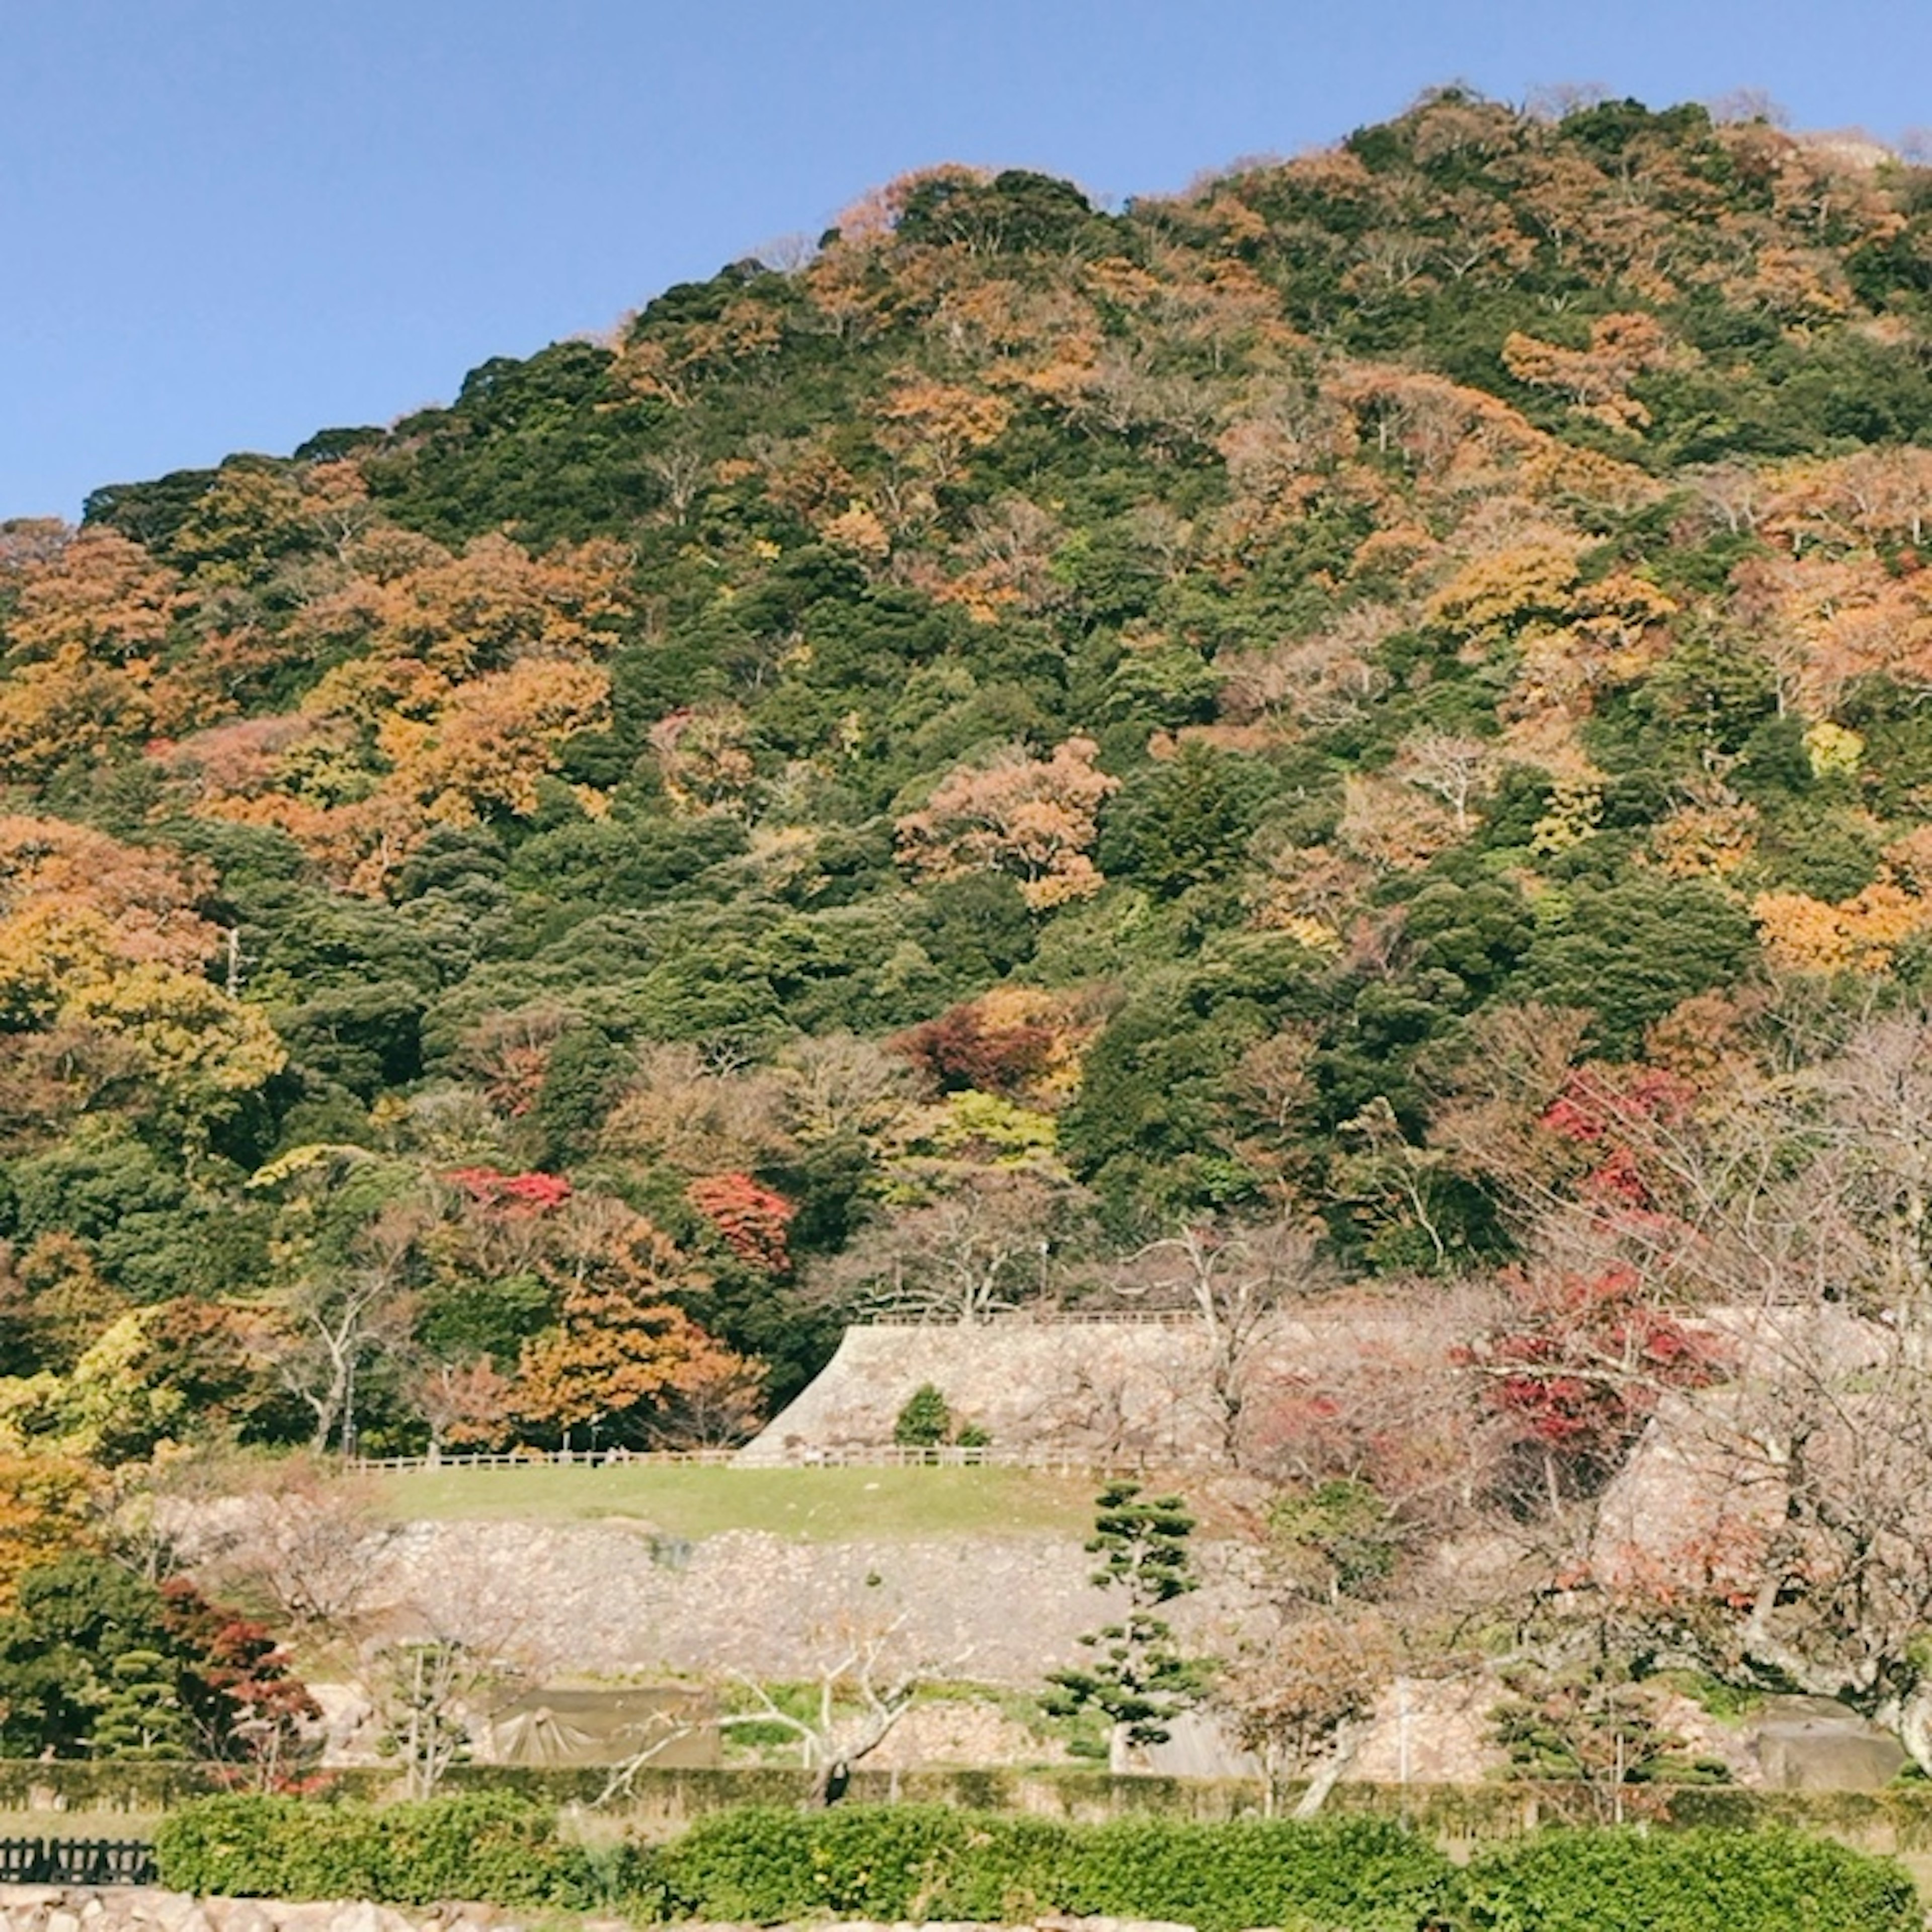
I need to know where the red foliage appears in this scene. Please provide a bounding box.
[446,1167,574,1214]
[1464,1265,1724,1471]
[892,1002,1056,1099]
[482,1043,551,1118]
[1541,1067,1697,1212]
[1245,1338,1492,1528]
[158,1577,320,1785]
[686,1172,797,1274]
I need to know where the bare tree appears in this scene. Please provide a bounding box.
[1393,731,1499,832]
[600,1042,794,1173]
[373,1637,477,1799]
[361,1571,555,1797]
[775,1032,915,1150]
[1594,1310,1932,1774]
[266,1197,425,1457]
[1109,1216,1327,1458]
[1707,88,1791,127]
[728,1614,938,1805]
[596,1609,969,1809]
[1510,1005,1932,1773]
[815,1172,1083,1324]
[1221,1611,1395,1815]
[202,1459,395,1637]
[1522,80,1612,123]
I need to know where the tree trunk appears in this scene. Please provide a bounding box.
[1885,1683,1932,1777]
[1293,1719,1366,1818]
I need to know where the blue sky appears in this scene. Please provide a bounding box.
[7,0,1932,519]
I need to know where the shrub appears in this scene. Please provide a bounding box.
[893,1383,953,1447]
[154,1797,1921,1932]
[658,1806,1457,1932]
[153,1792,619,1908]
[1460,1826,1919,1932]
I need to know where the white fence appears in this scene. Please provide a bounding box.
[862,1308,1198,1328]
[352,1442,1113,1475]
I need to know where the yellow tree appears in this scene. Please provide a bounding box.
[1502,312,1680,432]
[0,528,189,779]
[0,1452,94,1613]
[0,818,282,1144]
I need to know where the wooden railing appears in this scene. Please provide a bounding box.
[0,1838,156,1886]
[353,1446,740,1471]
[353,1441,1112,1474]
[862,1308,1198,1327]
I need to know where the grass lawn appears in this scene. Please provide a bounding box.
[0,1809,164,1839]
[378,1462,1096,1542]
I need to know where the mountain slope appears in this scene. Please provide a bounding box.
[6,91,1932,1456]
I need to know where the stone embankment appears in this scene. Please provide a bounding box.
[357,1519,1264,1684]
[735,1311,1445,1466]
[0,1893,1197,1932]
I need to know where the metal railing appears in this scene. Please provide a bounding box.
[0,1838,156,1887]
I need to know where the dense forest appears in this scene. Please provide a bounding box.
[9,87,1932,1498]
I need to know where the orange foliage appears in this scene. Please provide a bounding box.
[381,655,610,827]
[0,527,186,777]
[166,532,629,891]
[0,817,219,1023]
[895,736,1119,909]
[508,1202,756,1445]
[1424,538,1581,645]
[1754,876,1932,974]
[1502,311,1680,431]
[4,529,185,665]
[874,377,1013,480]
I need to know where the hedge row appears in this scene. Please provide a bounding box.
[1456,1827,1922,1931]
[153,1796,1922,1932]
[153,1793,631,1910]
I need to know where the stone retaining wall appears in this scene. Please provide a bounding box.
[737,1313,1442,1466]
[352,1521,1265,1686]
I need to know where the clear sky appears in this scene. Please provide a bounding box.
[7,0,1932,520]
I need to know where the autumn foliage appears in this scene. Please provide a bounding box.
[686,1172,797,1274]
[896,736,1118,908]
[13,89,1932,1515]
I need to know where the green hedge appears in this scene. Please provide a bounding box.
[152,1792,630,1910]
[151,1796,1922,1932]
[656,1806,1464,1932]
[1460,1827,1921,1931]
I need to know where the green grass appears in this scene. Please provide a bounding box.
[0,1809,164,1838]
[377,1463,1094,1541]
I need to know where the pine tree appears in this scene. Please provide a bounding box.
[1043,1481,1206,1768]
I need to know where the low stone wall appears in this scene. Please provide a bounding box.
[0,1896,1190,1932]
[0,1890,510,1932]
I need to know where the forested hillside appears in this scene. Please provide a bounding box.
[8,89,1932,1484]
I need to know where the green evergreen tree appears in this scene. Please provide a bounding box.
[1043,1482,1206,1766]
[892,1382,953,1448]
